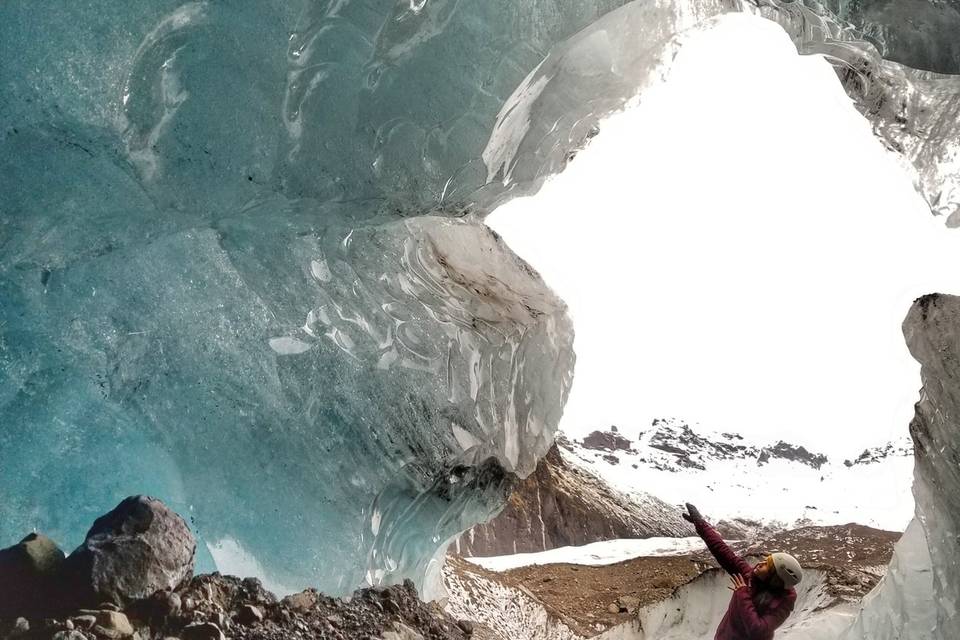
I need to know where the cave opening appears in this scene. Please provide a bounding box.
[473,12,959,639]
[488,12,958,525]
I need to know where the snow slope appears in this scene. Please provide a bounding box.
[560,420,913,532]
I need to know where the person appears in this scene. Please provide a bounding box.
[683,503,803,640]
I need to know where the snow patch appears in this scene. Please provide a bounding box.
[466,537,706,572]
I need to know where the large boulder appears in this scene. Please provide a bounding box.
[61,496,196,608]
[0,533,65,617]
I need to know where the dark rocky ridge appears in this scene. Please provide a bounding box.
[585,419,907,472]
[580,429,633,453]
[644,420,832,471]
[756,441,828,470]
[453,443,692,557]
[843,440,913,467]
[646,420,754,471]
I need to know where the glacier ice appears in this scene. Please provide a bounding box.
[484,0,960,222]
[820,295,960,640]
[895,294,960,639]
[1,0,959,598]
[0,200,574,593]
[842,519,935,640]
[821,0,960,74]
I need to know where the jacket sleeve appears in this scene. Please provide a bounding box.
[732,587,796,640]
[692,517,753,577]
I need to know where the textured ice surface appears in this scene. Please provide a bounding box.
[843,519,935,640]
[1,0,958,597]
[484,0,960,222]
[897,295,960,638]
[832,295,959,640]
[0,207,574,594]
[823,0,960,73]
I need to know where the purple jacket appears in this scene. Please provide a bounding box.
[693,517,796,640]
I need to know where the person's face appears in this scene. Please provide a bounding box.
[754,555,783,587]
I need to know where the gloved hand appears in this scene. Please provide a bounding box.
[681,502,702,523]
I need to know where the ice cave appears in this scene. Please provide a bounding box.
[1,0,958,639]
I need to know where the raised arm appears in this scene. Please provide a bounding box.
[731,585,796,640]
[682,503,752,577]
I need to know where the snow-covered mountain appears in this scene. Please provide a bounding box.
[561,418,914,532]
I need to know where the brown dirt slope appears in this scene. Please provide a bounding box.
[450,524,900,638]
[447,553,708,637]
[454,443,691,557]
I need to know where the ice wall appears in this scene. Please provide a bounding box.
[843,519,935,640]
[841,295,960,640]
[822,0,960,73]
[0,0,634,220]
[2,0,623,595]
[899,294,960,638]
[0,204,574,593]
[1,0,958,597]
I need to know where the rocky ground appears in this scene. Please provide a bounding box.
[0,496,471,640]
[0,575,472,640]
[724,524,899,602]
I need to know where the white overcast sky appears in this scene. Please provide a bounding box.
[487,14,960,459]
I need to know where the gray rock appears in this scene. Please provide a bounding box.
[180,623,225,640]
[91,611,134,639]
[237,604,263,626]
[11,618,30,636]
[0,533,65,616]
[52,632,88,640]
[619,595,641,613]
[61,496,195,608]
[140,590,181,622]
[282,590,319,612]
[72,615,98,630]
[211,613,230,630]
